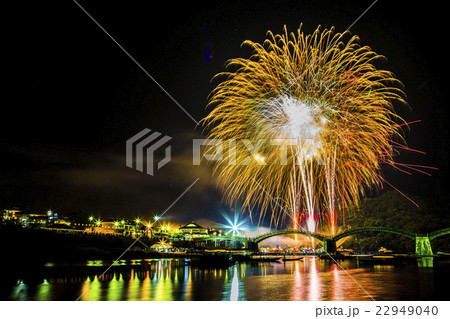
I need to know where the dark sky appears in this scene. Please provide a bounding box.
[11,1,450,225]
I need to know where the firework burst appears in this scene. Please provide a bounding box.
[202,24,407,234]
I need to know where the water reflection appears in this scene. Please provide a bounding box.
[290,261,303,300]
[5,257,449,301]
[222,265,246,301]
[417,257,433,268]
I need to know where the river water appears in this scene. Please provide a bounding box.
[4,257,450,301]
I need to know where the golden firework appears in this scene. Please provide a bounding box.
[202,24,407,234]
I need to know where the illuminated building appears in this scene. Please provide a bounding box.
[2,208,21,221]
[92,219,116,234]
[26,213,50,225]
[2,208,59,227]
[178,221,208,240]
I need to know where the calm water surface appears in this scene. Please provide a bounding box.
[5,257,450,301]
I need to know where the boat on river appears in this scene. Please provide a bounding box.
[357,254,408,265]
[249,255,282,262]
[282,256,304,261]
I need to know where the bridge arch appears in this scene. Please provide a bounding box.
[252,229,325,244]
[332,227,417,241]
[428,228,450,241]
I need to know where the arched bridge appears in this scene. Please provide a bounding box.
[333,227,417,241]
[428,228,450,240]
[251,229,325,243]
[247,227,450,256]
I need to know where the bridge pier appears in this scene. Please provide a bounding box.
[415,236,433,256]
[322,238,337,254]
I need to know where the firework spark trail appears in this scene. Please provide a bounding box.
[202,24,410,233]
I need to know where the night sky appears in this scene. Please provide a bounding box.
[13,1,450,225]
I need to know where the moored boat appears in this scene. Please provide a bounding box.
[357,254,404,265]
[249,255,282,262]
[282,256,304,261]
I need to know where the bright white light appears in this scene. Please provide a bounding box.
[219,208,248,236]
[254,153,265,164]
[284,98,318,140]
[259,95,326,152]
[227,222,242,236]
[306,217,316,234]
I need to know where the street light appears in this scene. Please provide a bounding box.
[134,218,141,235]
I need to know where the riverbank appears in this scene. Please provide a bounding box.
[0,224,160,282]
